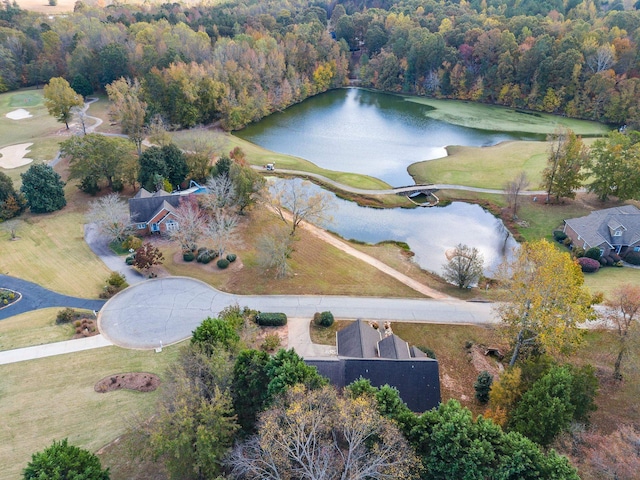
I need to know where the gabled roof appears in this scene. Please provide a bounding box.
[134,188,153,199]
[337,319,381,358]
[564,205,640,249]
[378,334,411,359]
[129,189,182,224]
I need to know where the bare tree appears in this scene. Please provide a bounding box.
[587,44,615,73]
[86,193,132,243]
[0,218,21,240]
[442,243,484,289]
[603,284,640,380]
[256,225,295,279]
[146,114,172,147]
[269,178,333,235]
[166,196,206,252]
[226,385,420,480]
[205,210,241,258]
[204,174,237,210]
[504,171,529,219]
[70,105,88,135]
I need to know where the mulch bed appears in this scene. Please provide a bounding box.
[94,373,160,393]
[0,288,21,309]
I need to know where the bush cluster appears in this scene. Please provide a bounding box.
[260,333,281,352]
[197,248,217,264]
[256,312,287,326]
[56,308,79,325]
[552,230,567,242]
[122,235,142,251]
[577,257,600,273]
[313,311,334,327]
[584,247,602,261]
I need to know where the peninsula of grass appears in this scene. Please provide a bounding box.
[405,96,612,137]
[0,345,179,480]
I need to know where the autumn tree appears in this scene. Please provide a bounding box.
[132,242,163,275]
[226,384,420,480]
[43,77,83,129]
[166,196,205,252]
[269,178,333,235]
[20,164,66,213]
[542,128,589,203]
[603,284,640,380]
[23,438,110,480]
[504,171,530,219]
[588,131,640,201]
[106,77,147,155]
[230,163,265,214]
[86,193,132,243]
[494,239,595,367]
[442,243,484,289]
[256,225,295,279]
[0,171,25,220]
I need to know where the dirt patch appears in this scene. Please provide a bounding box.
[94,373,160,393]
[0,143,33,169]
[469,345,503,378]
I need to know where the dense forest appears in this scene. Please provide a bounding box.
[1,0,639,129]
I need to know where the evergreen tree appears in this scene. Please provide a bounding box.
[20,164,66,213]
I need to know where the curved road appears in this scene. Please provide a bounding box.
[0,275,105,320]
[98,277,494,349]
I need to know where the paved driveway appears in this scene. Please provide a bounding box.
[0,275,105,320]
[98,277,495,349]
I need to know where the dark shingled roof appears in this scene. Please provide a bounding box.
[337,319,381,358]
[129,190,182,223]
[564,205,640,250]
[306,357,441,412]
[378,334,411,359]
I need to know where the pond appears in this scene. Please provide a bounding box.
[276,179,517,276]
[238,88,540,186]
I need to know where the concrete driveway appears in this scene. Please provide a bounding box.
[98,277,495,349]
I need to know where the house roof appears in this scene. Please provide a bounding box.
[337,320,381,358]
[564,205,640,250]
[129,190,182,224]
[378,334,411,359]
[306,357,441,412]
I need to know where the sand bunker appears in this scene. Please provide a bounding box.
[5,108,32,120]
[0,143,34,169]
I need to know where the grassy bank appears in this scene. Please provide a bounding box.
[406,97,611,136]
[0,345,180,480]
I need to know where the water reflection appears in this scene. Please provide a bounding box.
[276,179,518,276]
[238,88,540,186]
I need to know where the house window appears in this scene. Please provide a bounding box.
[635,246,640,252]
[599,248,605,257]
[613,230,622,237]
[166,220,179,231]
[136,223,146,230]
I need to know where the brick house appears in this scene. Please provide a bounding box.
[128,188,183,235]
[563,205,640,257]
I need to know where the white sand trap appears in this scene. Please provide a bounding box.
[5,108,33,120]
[0,143,34,169]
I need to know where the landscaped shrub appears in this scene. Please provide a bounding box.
[553,230,567,242]
[572,247,585,258]
[256,312,287,326]
[624,250,640,265]
[313,311,334,327]
[217,258,230,269]
[197,250,214,264]
[226,253,237,262]
[260,333,281,352]
[474,371,493,404]
[122,235,142,251]
[183,251,195,262]
[106,272,127,288]
[584,247,602,261]
[611,252,622,262]
[563,237,572,246]
[56,308,77,324]
[578,257,600,273]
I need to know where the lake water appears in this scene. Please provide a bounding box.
[275,179,517,276]
[238,88,538,186]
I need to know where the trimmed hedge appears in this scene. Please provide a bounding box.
[624,250,640,265]
[226,253,237,262]
[584,247,602,261]
[217,258,230,269]
[578,257,600,273]
[553,230,567,242]
[313,311,334,327]
[256,312,287,326]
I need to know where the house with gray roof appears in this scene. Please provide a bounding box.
[563,205,640,257]
[128,188,184,235]
[306,320,441,412]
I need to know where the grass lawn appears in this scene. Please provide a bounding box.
[0,345,180,480]
[0,308,78,351]
[405,97,611,136]
[582,266,640,300]
[161,207,426,298]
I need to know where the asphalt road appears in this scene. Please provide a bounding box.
[0,275,105,320]
[98,277,495,349]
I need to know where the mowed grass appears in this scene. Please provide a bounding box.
[0,345,180,480]
[409,141,548,189]
[161,207,426,298]
[406,97,611,136]
[0,209,111,298]
[0,89,61,150]
[582,266,640,300]
[0,308,77,350]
